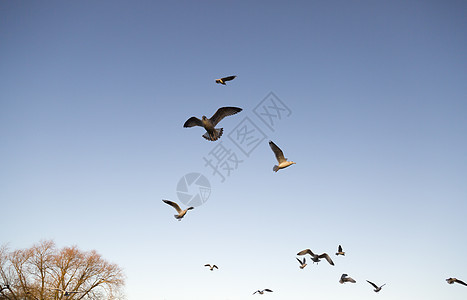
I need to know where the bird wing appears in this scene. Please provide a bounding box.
[204,264,211,267]
[366,280,378,289]
[162,200,182,213]
[341,274,348,280]
[253,291,258,295]
[455,279,467,286]
[297,249,313,256]
[348,277,356,283]
[221,75,236,82]
[213,265,218,269]
[183,117,203,128]
[264,289,273,292]
[319,253,334,265]
[209,107,242,126]
[296,257,303,265]
[338,245,342,252]
[269,141,286,163]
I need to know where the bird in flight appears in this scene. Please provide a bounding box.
[215,75,236,85]
[204,264,218,271]
[253,289,273,295]
[296,257,307,269]
[446,277,467,286]
[339,274,356,284]
[162,199,194,221]
[335,245,345,256]
[366,280,386,292]
[297,249,334,266]
[269,141,296,172]
[184,107,242,141]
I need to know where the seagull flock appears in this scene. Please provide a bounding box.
[159,75,465,296]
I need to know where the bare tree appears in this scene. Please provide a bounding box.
[0,240,125,300]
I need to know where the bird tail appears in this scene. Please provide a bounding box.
[273,165,279,172]
[203,128,223,141]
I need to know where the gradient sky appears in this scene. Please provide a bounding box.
[1,1,466,299]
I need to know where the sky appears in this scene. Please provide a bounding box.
[1,0,466,299]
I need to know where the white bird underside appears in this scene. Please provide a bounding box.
[162,199,194,220]
[269,141,295,172]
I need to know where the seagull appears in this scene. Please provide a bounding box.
[269,141,296,172]
[162,199,194,221]
[366,280,386,292]
[297,249,334,266]
[204,264,218,271]
[336,245,345,256]
[215,75,236,85]
[49,288,80,296]
[446,277,467,286]
[296,257,307,269]
[339,274,356,284]
[184,107,242,141]
[253,289,273,295]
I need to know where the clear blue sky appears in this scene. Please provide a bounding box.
[1,1,466,299]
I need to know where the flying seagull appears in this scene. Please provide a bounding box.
[204,264,218,271]
[215,75,236,85]
[269,141,296,172]
[366,280,386,292]
[49,288,80,296]
[162,199,194,221]
[297,249,334,266]
[339,274,356,284]
[253,289,273,295]
[336,245,345,256]
[446,277,467,286]
[184,107,242,141]
[296,257,307,269]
